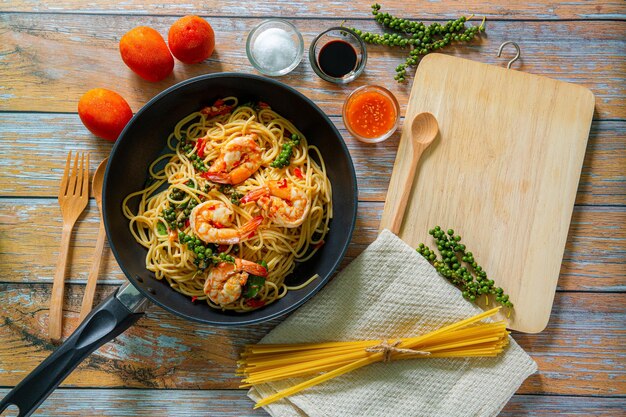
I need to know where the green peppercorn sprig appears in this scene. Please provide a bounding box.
[161,191,200,230]
[179,136,209,173]
[347,4,485,82]
[271,133,301,169]
[218,184,244,206]
[218,252,236,263]
[230,191,243,205]
[180,232,214,269]
[417,226,513,308]
[178,231,240,270]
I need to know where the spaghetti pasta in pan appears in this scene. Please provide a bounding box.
[124,98,332,311]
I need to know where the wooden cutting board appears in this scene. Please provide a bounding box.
[380,53,595,333]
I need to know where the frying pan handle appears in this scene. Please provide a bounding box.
[0,283,147,417]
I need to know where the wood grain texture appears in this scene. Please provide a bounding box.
[0,388,266,416]
[2,0,625,20]
[0,284,624,396]
[0,0,624,414]
[1,14,625,118]
[49,151,90,342]
[501,395,626,417]
[381,53,596,333]
[0,199,624,292]
[0,390,623,417]
[383,112,439,234]
[0,114,624,205]
[0,283,278,390]
[79,219,106,321]
[0,388,626,417]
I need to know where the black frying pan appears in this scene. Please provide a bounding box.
[1,73,358,416]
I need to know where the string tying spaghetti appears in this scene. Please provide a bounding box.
[365,340,431,362]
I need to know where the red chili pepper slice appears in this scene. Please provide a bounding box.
[314,240,325,249]
[218,244,229,253]
[195,138,206,158]
[184,219,190,228]
[279,178,288,188]
[216,105,233,115]
[258,101,270,109]
[200,100,233,117]
[246,299,266,308]
[294,168,304,179]
[191,296,198,303]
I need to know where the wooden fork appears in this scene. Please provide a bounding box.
[49,151,90,342]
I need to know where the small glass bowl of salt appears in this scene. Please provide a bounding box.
[246,19,304,76]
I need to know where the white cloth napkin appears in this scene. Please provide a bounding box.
[248,229,537,417]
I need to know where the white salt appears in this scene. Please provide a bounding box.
[252,27,297,72]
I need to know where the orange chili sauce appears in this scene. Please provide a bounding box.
[345,91,397,138]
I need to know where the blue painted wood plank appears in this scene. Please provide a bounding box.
[0,114,624,204]
[0,16,624,118]
[1,0,625,20]
[0,389,624,416]
[0,200,623,291]
[0,284,623,396]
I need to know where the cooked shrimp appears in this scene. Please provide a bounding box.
[190,200,263,244]
[204,135,262,185]
[203,258,268,305]
[241,179,310,228]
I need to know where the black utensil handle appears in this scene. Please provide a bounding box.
[0,284,146,417]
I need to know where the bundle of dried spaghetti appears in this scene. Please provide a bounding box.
[239,307,509,408]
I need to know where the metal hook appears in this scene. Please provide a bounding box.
[497,41,521,69]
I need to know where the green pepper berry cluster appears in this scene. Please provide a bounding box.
[161,206,184,229]
[348,4,485,82]
[218,184,244,206]
[417,226,513,308]
[161,191,199,230]
[178,231,229,270]
[271,133,301,169]
[180,136,208,172]
[218,252,236,263]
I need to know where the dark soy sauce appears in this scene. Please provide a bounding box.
[317,40,358,78]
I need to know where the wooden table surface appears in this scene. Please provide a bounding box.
[1,1,624,415]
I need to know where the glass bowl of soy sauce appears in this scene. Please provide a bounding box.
[309,27,367,84]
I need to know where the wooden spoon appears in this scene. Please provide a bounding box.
[383,112,439,234]
[79,157,108,321]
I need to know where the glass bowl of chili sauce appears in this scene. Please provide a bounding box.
[342,85,400,143]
